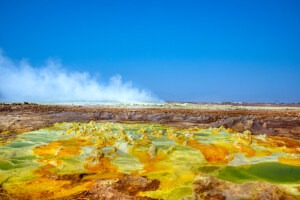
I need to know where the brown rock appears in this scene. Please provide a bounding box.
[58,175,159,200]
[193,173,296,200]
[111,174,160,196]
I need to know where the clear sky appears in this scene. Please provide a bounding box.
[0,0,300,103]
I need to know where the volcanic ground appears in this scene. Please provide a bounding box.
[0,103,300,200]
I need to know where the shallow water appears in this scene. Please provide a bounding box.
[1,122,300,199]
[198,162,300,184]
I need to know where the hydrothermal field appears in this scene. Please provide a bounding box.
[1,121,300,199]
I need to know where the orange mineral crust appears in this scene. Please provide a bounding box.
[1,121,300,199]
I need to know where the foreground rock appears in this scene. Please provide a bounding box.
[0,175,160,200]
[59,174,160,200]
[193,173,295,200]
[2,173,296,199]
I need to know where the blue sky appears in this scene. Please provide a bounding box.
[0,0,300,102]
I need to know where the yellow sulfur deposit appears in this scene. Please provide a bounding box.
[1,122,300,199]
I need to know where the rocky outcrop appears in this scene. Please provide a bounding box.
[193,173,296,200]
[59,175,160,200]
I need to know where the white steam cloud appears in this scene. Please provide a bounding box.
[0,51,160,103]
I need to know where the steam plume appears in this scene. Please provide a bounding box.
[0,51,160,103]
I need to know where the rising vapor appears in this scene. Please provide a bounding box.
[0,51,160,103]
